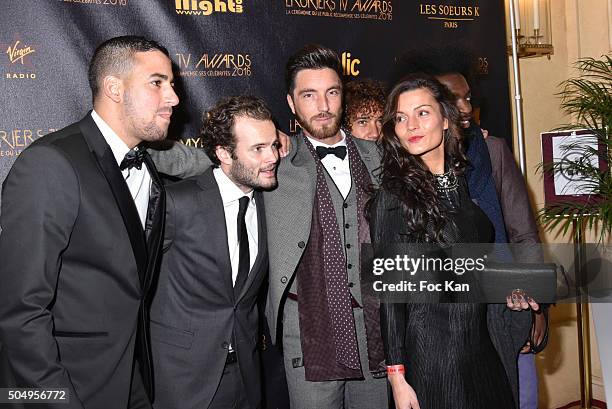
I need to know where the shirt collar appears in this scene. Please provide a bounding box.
[305,129,347,149]
[213,167,254,205]
[91,110,130,167]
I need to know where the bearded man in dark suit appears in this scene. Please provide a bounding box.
[0,35,178,409]
[150,95,279,409]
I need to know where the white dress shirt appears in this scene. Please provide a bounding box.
[306,130,352,198]
[213,167,258,286]
[91,110,151,228]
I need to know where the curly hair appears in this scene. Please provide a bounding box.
[201,95,273,166]
[374,74,468,243]
[342,79,386,131]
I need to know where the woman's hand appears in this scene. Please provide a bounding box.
[521,308,547,353]
[506,289,539,312]
[388,373,420,409]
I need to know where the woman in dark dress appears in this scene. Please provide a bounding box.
[368,75,532,409]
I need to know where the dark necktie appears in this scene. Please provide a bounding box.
[120,147,146,171]
[316,145,347,160]
[234,196,250,299]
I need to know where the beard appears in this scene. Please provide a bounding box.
[297,111,341,141]
[229,157,278,192]
[123,91,168,142]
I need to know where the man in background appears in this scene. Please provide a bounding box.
[342,79,386,141]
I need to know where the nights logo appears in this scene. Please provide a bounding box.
[175,0,244,16]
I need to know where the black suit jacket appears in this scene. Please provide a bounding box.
[150,168,268,409]
[0,114,165,409]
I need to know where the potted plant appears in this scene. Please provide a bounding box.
[539,54,611,241]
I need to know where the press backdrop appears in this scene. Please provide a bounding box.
[0,0,511,200]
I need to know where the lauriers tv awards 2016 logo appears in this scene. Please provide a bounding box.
[0,128,56,158]
[175,0,243,16]
[285,0,392,21]
[175,51,252,78]
[60,0,129,7]
[419,2,481,29]
[2,37,37,80]
[477,56,489,75]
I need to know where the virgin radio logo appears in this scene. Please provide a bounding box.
[6,40,34,65]
[2,36,37,80]
[175,0,244,16]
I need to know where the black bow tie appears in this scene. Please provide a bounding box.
[120,147,146,171]
[316,145,347,160]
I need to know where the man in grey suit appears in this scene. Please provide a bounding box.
[0,36,178,409]
[150,95,279,409]
[150,45,388,409]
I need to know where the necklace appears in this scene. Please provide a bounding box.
[433,169,460,210]
[433,169,459,192]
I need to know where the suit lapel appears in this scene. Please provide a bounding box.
[265,135,317,279]
[142,152,165,295]
[351,134,380,183]
[79,114,147,288]
[195,169,234,300]
[235,191,267,303]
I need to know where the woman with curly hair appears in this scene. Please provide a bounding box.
[368,74,521,409]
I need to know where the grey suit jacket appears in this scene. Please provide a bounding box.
[150,134,380,341]
[0,114,163,409]
[150,168,268,409]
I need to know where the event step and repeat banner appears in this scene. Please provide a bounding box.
[1,0,511,195]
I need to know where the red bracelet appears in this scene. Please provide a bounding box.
[386,364,405,375]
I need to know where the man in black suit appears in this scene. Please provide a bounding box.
[0,36,178,409]
[150,95,279,409]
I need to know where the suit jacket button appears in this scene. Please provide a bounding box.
[298,241,305,249]
[348,282,354,287]
[280,276,288,284]
[221,342,229,349]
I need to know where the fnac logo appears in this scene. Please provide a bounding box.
[175,0,243,16]
[341,52,360,77]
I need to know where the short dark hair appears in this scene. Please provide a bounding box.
[343,79,387,130]
[285,44,343,95]
[201,95,274,166]
[88,36,170,101]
